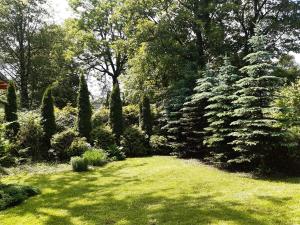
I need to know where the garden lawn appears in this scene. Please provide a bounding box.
[0,156,300,225]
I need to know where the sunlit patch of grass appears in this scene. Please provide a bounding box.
[0,156,299,225]
[1,162,70,177]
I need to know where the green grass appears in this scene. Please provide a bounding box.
[0,156,299,225]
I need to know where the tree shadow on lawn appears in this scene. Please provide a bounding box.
[5,190,292,225]
[253,176,300,184]
[182,157,300,184]
[1,163,295,225]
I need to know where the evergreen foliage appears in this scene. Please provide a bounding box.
[41,87,56,149]
[180,97,201,156]
[230,30,283,170]
[4,81,19,136]
[204,57,241,166]
[180,65,216,157]
[162,79,193,155]
[139,95,152,139]
[109,83,123,145]
[77,75,92,142]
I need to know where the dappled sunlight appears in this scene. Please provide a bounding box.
[0,157,299,225]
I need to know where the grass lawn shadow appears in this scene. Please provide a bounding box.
[0,157,299,225]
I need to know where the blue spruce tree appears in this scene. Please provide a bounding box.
[180,64,217,158]
[204,56,241,167]
[230,28,283,171]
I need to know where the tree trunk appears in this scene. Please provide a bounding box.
[17,10,29,109]
[112,76,118,85]
[193,0,211,68]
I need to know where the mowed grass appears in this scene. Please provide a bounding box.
[0,156,300,225]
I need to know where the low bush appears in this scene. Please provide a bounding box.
[55,105,77,132]
[123,104,139,126]
[150,135,172,155]
[0,111,5,124]
[83,149,107,166]
[91,125,115,149]
[70,157,88,172]
[50,129,78,161]
[0,127,16,167]
[0,166,8,175]
[17,112,44,161]
[0,155,15,168]
[277,127,300,174]
[0,184,39,211]
[92,108,109,128]
[66,137,90,158]
[121,126,149,157]
[105,144,126,161]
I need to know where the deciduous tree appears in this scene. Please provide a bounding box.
[0,0,47,108]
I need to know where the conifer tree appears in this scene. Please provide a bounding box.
[140,95,152,140]
[230,29,283,170]
[181,65,216,157]
[204,57,241,166]
[181,97,199,157]
[5,81,19,136]
[109,82,123,145]
[77,74,92,142]
[41,87,56,148]
[162,80,192,155]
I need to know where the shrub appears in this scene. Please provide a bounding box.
[123,104,139,126]
[66,137,90,158]
[50,129,78,161]
[0,155,15,168]
[91,125,115,149]
[55,105,77,132]
[4,81,19,137]
[70,157,88,172]
[0,184,39,211]
[83,149,107,166]
[150,135,171,155]
[273,79,300,127]
[0,126,16,167]
[276,127,300,174]
[0,110,5,124]
[77,74,92,142]
[51,76,79,109]
[121,126,149,157]
[106,144,126,161]
[109,83,123,145]
[272,80,300,174]
[92,108,109,128]
[139,96,152,139]
[40,87,56,148]
[17,112,44,161]
[0,166,8,175]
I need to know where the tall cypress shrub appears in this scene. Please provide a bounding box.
[139,95,152,139]
[5,81,19,136]
[77,74,92,142]
[41,87,56,149]
[230,29,283,170]
[109,82,123,145]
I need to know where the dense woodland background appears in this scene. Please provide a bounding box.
[0,0,300,176]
